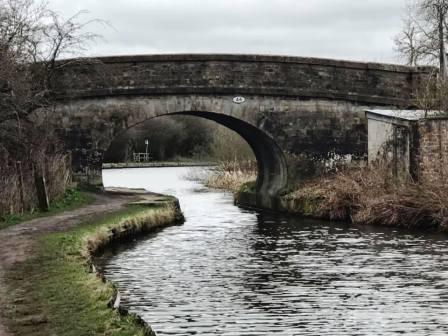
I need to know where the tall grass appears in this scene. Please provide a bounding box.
[205,160,257,192]
[0,154,71,216]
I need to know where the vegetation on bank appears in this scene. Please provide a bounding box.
[3,202,181,336]
[283,166,448,231]
[0,188,93,230]
[206,159,448,232]
[204,160,257,192]
[0,148,73,218]
[0,0,100,219]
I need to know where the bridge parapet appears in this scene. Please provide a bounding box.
[52,54,433,107]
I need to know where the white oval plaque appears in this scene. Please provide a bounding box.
[233,96,246,104]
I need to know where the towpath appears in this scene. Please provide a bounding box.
[0,190,150,336]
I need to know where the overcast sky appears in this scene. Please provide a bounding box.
[47,0,408,64]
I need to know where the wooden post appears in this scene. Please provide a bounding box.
[34,169,49,212]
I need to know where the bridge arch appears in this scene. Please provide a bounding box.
[47,93,292,199]
[103,111,287,196]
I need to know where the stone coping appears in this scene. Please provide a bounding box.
[56,53,434,73]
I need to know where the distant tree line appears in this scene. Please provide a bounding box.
[104,116,255,163]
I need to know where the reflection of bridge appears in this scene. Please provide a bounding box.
[44,54,432,206]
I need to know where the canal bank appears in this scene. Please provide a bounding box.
[234,167,448,233]
[0,189,183,336]
[103,161,217,169]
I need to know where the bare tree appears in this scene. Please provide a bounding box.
[421,0,448,77]
[0,0,102,214]
[0,0,101,164]
[395,0,448,77]
[395,5,424,66]
[0,0,101,121]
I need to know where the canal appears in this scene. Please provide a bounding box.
[100,167,448,336]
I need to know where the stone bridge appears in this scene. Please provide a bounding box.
[44,54,432,204]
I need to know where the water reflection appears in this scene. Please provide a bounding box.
[100,167,448,335]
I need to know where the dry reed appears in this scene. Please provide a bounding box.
[0,154,71,216]
[205,160,257,192]
[286,165,448,230]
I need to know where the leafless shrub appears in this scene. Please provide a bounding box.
[414,71,448,113]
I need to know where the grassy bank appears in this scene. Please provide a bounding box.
[0,188,94,230]
[3,201,182,336]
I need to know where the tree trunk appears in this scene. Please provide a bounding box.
[439,7,447,80]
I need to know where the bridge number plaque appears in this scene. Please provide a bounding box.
[233,96,246,104]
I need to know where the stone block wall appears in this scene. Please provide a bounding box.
[51,54,432,106]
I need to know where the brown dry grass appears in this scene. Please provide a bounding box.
[286,166,448,230]
[205,160,257,192]
[0,154,71,216]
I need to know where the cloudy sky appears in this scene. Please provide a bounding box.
[47,0,408,64]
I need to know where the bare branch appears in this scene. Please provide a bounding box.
[395,0,448,69]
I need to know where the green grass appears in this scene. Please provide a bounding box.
[238,181,257,193]
[0,188,94,230]
[4,203,178,336]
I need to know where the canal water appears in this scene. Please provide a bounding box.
[100,167,448,336]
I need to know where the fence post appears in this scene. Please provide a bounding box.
[34,168,50,212]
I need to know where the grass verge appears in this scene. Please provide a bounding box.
[3,202,182,336]
[0,188,94,230]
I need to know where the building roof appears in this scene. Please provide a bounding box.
[365,109,440,121]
